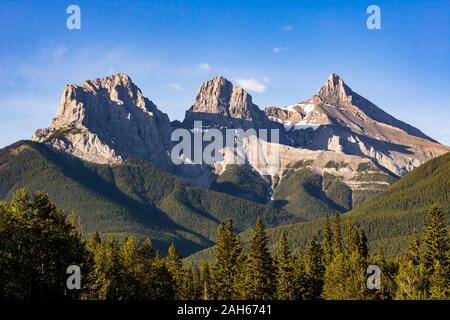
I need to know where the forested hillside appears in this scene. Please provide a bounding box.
[0,141,299,255]
[187,152,450,262]
[2,191,448,300]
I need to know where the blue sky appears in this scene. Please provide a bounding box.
[1,0,449,147]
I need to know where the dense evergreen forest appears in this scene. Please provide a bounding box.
[1,188,448,300]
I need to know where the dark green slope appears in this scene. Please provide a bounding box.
[209,160,391,220]
[211,165,269,203]
[271,168,347,219]
[186,152,450,262]
[345,151,450,254]
[0,141,299,256]
[270,160,394,219]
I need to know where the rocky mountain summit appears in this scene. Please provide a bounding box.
[32,73,172,167]
[24,72,450,219]
[184,75,273,129]
[265,73,448,175]
[32,72,449,181]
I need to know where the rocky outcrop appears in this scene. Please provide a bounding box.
[32,72,449,179]
[32,73,172,167]
[184,75,273,129]
[264,73,449,175]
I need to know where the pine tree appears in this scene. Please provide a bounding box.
[292,253,309,300]
[0,189,88,300]
[405,230,422,265]
[166,243,183,298]
[10,188,30,216]
[119,236,142,299]
[192,266,202,300]
[275,231,295,300]
[370,247,395,300]
[422,205,450,273]
[180,266,197,300]
[140,238,154,259]
[149,250,175,299]
[244,219,274,299]
[323,221,367,300]
[395,231,429,299]
[358,229,369,260]
[231,235,247,299]
[429,260,449,299]
[344,220,360,256]
[199,262,212,300]
[90,235,126,299]
[342,250,368,299]
[395,260,429,300]
[322,252,347,299]
[322,251,367,300]
[89,231,102,249]
[332,213,343,256]
[303,234,324,299]
[211,219,241,299]
[322,215,333,266]
[430,260,450,300]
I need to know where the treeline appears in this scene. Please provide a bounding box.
[0,189,449,300]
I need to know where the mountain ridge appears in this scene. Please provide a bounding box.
[1,71,448,256]
[31,72,448,177]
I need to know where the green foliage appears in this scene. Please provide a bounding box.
[429,260,449,299]
[324,160,348,170]
[166,243,183,298]
[348,152,450,256]
[357,162,375,172]
[244,219,275,299]
[352,172,397,183]
[321,215,333,265]
[395,206,450,300]
[211,165,268,203]
[211,220,241,299]
[323,174,353,211]
[272,169,342,219]
[303,235,324,299]
[0,141,298,256]
[422,205,450,271]
[2,194,449,300]
[275,231,295,300]
[0,189,88,299]
[395,260,429,300]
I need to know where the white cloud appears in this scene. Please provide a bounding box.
[282,25,294,32]
[273,47,289,53]
[235,78,266,93]
[263,76,271,84]
[199,63,211,71]
[168,82,183,91]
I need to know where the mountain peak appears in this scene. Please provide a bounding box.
[317,73,353,103]
[32,74,172,166]
[82,73,136,93]
[211,74,230,83]
[184,75,271,128]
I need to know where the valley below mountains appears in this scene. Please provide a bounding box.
[1,72,449,256]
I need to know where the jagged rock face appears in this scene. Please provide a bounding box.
[317,73,353,105]
[184,76,272,129]
[32,74,172,167]
[265,73,450,175]
[31,72,449,179]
